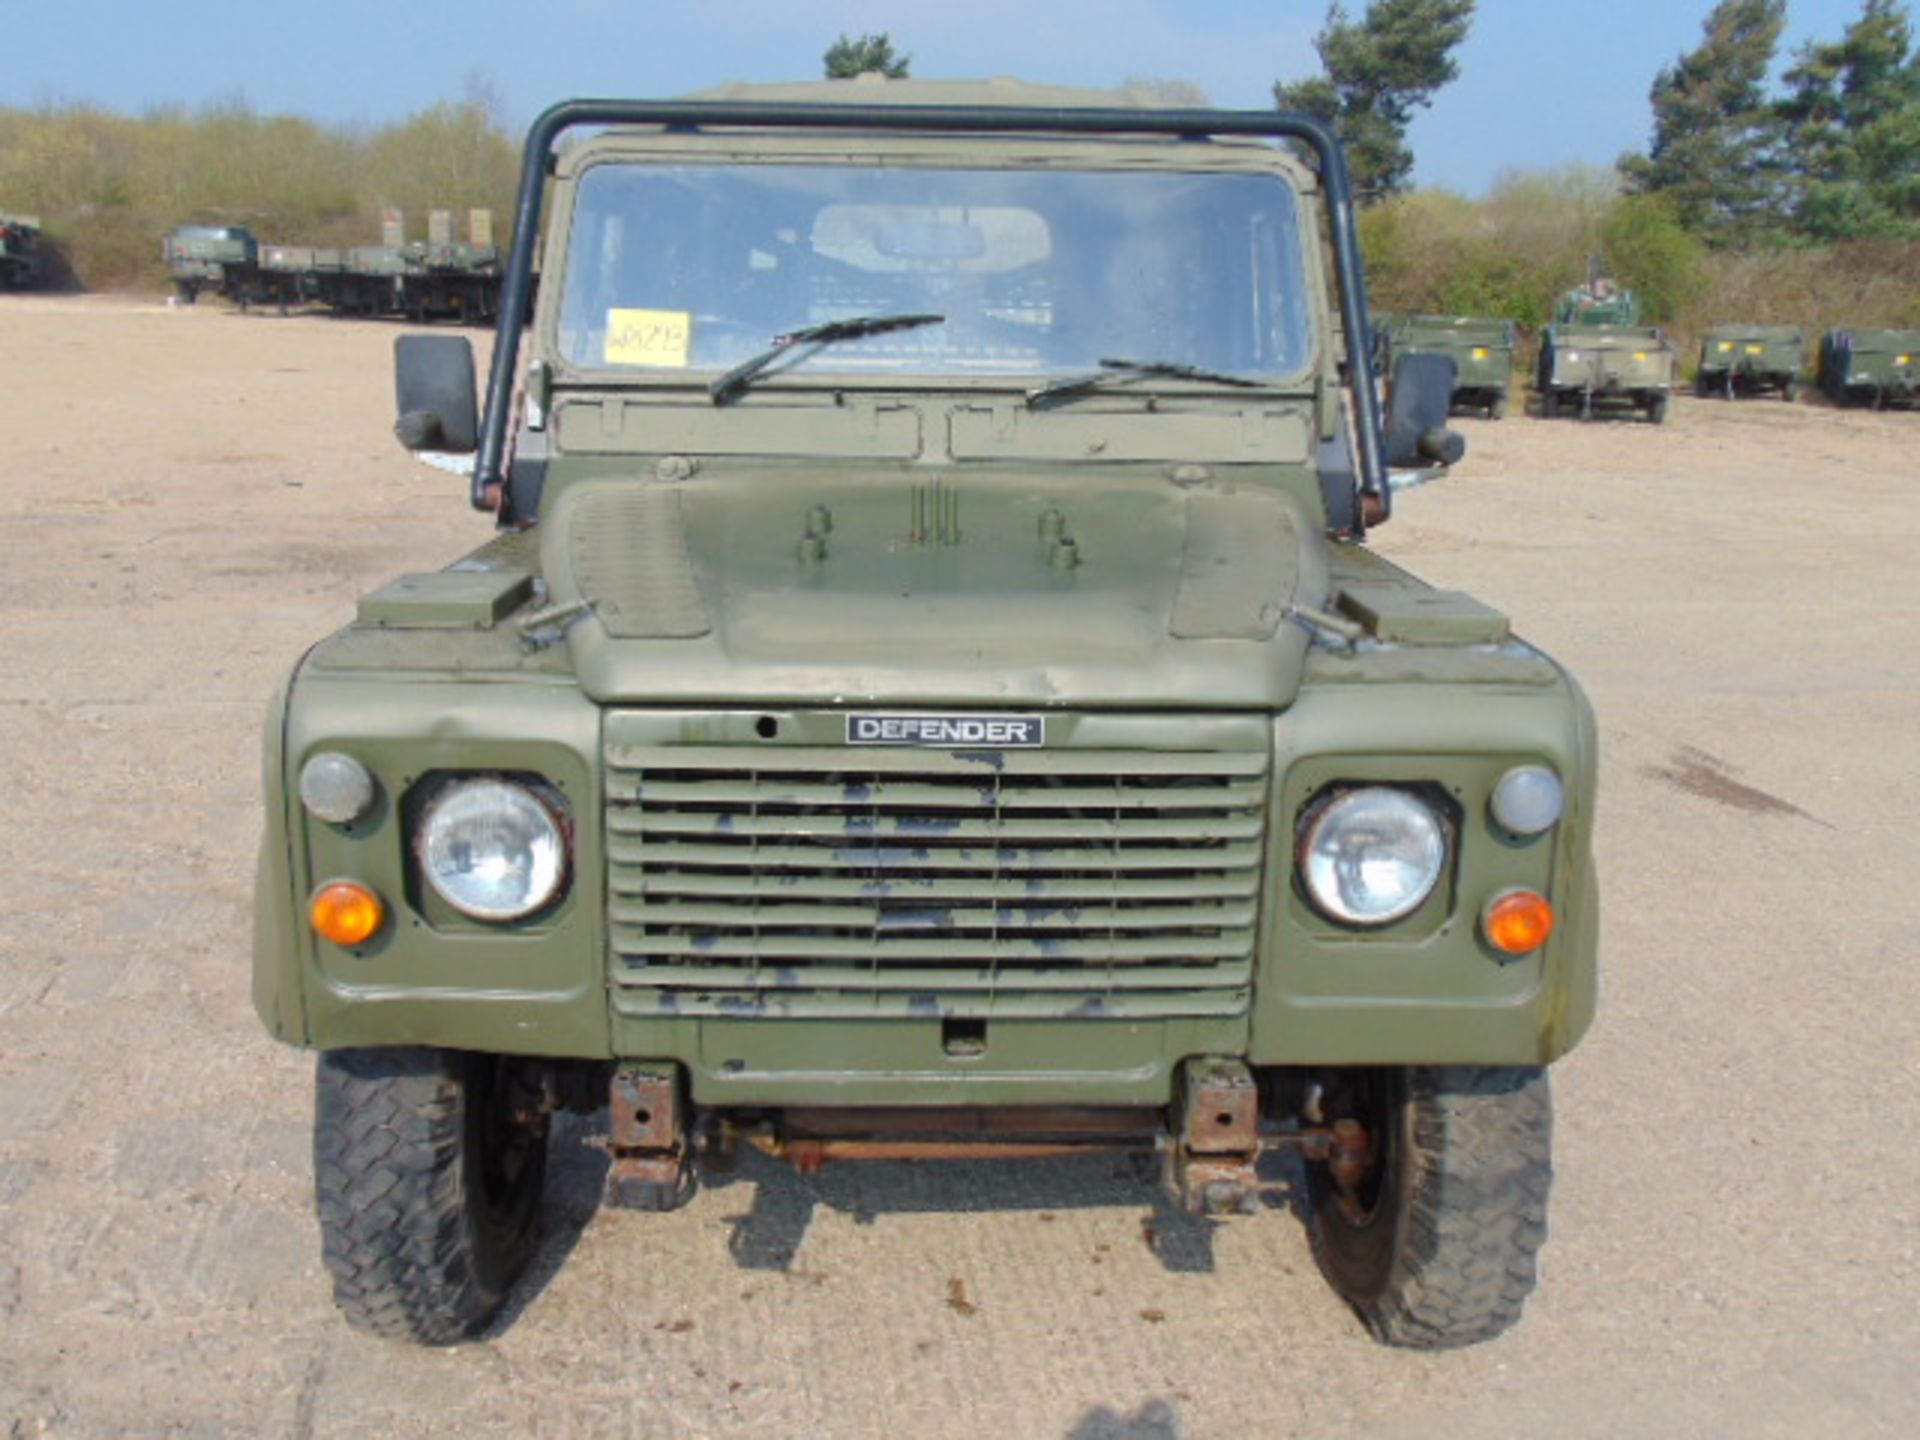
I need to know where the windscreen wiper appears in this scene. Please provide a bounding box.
[709,313,946,404]
[1025,357,1271,407]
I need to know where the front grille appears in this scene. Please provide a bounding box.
[604,734,1269,1020]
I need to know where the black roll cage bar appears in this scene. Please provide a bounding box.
[474,99,1386,527]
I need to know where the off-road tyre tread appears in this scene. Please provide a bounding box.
[1309,1065,1551,1350]
[313,1047,543,1345]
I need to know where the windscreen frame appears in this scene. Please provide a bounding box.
[475,99,1387,529]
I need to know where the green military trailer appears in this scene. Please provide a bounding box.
[163,224,259,305]
[333,243,416,316]
[1819,328,1920,409]
[1696,324,1804,400]
[1536,323,1676,422]
[1,212,45,289]
[252,243,329,311]
[254,81,1600,1351]
[407,208,504,323]
[1380,314,1517,418]
[258,244,347,311]
[1555,263,1638,328]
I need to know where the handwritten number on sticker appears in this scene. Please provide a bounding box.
[605,308,692,367]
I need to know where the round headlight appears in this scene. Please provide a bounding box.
[1490,765,1564,835]
[418,779,567,921]
[1299,787,1448,926]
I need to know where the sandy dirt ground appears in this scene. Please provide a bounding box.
[0,295,1916,1439]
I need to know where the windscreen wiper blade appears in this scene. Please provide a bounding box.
[709,313,946,404]
[1025,357,1271,407]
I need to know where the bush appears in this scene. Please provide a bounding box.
[0,96,517,291]
[1355,164,1917,356]
[1599,194,1707,323]
[1359,167,1620,331]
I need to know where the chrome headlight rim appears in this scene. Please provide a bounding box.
[414,774,572,923]
[1296,784,1451,928]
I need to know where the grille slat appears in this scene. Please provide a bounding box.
[611,989,1252,1021]
[604,729,1269,1021]
[607,744,1269,778]
[617,962,1253,993]
[610,838,1267,873]
[611,929,1256,962]
[613,871,1259,902]
[624,778,1269,811]
[612,810,1265,842]
[613,899,1257,933]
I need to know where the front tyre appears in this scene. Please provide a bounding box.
[1306,1065,1551,1349]
[314,1047,549,1344]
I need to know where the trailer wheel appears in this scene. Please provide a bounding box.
[1540,391,1559,420]
[1647,393,1670,424]
[1307,1065,1551,1349]
[1488,391,1507,421]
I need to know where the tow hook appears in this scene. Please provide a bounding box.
[603,1063,695,1211]
[1165,1058,1262,1217]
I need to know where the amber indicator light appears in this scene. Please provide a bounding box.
[1483,890,1554,955]
[309,881,385,947]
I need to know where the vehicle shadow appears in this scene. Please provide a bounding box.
[492,1112,1319,1333]
[485,1110,611,1337]
[710,1146,1219,1274]
[1064,1399,1184,1440]
[709,1142,1313,1277]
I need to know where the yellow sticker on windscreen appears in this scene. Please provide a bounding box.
[604,308,691,367]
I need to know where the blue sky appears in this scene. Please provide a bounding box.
[0,0,1876,194]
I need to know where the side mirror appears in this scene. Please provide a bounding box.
[1384,352,1465,474]
[393,335,478,454]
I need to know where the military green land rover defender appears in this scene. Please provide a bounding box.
[255,81,1598,1351]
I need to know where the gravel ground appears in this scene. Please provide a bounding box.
[1,295,1915,1439]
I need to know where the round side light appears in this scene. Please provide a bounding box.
[300,752,377,825]
[309,880,385,947]
[1490,765,1564,836]
[1482,889,1555,956]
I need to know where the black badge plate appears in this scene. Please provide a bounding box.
[846,713,1045,748]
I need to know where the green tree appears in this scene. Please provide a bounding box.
[1776,0,1920,239]
[363,99,518,225]
[1599,193,1709,321]
[824,32,910,80]
[1273,0,1475,198]
[1619,0,1786,242]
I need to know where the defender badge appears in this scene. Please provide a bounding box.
[846,713,1045,747]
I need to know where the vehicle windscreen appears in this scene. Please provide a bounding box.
[556,161,1315,382]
